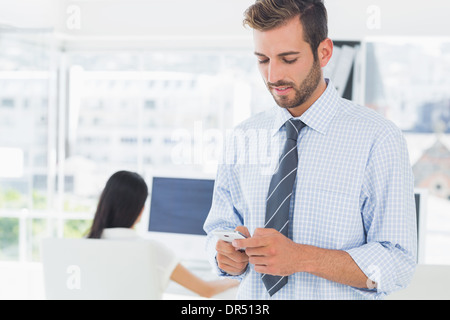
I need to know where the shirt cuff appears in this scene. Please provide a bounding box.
[205,233,247,280]
[346,241,416,298]
[213,255,248,280]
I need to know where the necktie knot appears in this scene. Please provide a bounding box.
[285,119,305,141]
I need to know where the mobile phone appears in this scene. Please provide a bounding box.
[212,229,247,242]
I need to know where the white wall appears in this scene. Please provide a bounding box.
[326,0,450,40]
[1,0,450,40]
[0,0,59,30]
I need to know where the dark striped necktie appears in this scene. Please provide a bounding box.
[262,118,305,296]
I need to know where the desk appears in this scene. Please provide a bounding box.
[163,288,238,300]
[0,261,237,300]
[0,262,46,300]
[9,261,448,300]
[385,264,450,300]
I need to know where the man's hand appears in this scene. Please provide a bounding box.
[232,228,372,289]
[232,228,301,276]
[215,226,250,276]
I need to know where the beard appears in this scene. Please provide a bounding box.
[267,58,322,110]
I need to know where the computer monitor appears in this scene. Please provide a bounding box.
[142,175,215,262]
[414,188,428,263]
[147,176,214,236]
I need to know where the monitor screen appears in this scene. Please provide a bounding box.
[414,192,420,234]
[148,177,215,236]
[414,189,427,263]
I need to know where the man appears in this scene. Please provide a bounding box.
[203,0,416,299]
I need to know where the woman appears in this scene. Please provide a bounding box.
[87,170,238,298]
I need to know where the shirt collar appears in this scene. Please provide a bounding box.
[271,78,339,136]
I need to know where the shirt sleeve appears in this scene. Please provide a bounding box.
[203,131,247,279]
[149,239,180,291]
[346,125,417,298]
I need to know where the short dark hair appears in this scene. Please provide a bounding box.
[87,171,148,239]
[243,0,328,58]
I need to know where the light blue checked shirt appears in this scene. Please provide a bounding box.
[203,79,417,300]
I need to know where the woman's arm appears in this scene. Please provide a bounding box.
[170,263,239,298]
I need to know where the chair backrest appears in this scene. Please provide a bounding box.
[41,238,161,300]
[386,264,450,300]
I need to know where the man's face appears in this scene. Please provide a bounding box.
[253,16,323,114]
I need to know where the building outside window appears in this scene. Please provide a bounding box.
[365,38,450,265]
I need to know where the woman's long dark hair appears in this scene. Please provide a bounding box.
[87,171,148,239]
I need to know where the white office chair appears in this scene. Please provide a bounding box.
[41,238,161,300]
[386,264,450,300]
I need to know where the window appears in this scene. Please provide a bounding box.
[0,217,19,261]
[1,32,450,269]
[0,37,270,263]
[0,32,94,262]
[366,38,450,265]
[62,50,268,212]
[1,98,14,108]
[0,32,54,262]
